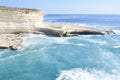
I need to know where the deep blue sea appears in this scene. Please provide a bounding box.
[0,14,120,80]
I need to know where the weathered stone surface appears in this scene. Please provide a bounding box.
[0,6,44,34]
[0,34,23,50]
[37,22,115,37]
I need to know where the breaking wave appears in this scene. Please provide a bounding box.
[114,30,120,35]
[56,68,120,80]
[0,53,21,61]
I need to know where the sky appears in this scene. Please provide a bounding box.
[0,0,120,14]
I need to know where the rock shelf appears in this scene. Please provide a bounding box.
[0,34,23,50]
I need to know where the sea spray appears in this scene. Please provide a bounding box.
[56,68,120,80]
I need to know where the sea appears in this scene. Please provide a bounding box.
[0,14,120,80]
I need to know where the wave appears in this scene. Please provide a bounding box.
[0,50,7,56]
[20,34,72,50]
[20,34,48,50]
[114,30,120,35]
[56,68,120,80]
[20,33,116,50]
[114,46,120,49]
[20,34,89,50]
[87,39,107,45]
[77,23,120,32]
[76,43,86,46]
[0,53,21,61]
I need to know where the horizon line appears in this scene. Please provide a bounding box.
[45,13,120,15]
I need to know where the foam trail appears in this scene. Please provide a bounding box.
[0,54,21,61]
[20,34,72,50]
[114,30,120,35]
[56,68,120,80]
[20,34,48,49]
[114,46,120,49]
[76,43,86,46]
[86,39,107,45]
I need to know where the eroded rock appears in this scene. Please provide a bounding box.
[38,22,115,37]
[0,34,23,50]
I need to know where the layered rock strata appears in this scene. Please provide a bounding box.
[0,6,43,34]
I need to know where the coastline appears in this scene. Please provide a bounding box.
[0,34,24,50]
[0,6,115,50]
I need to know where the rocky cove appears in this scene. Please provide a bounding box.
[0,6,115,50]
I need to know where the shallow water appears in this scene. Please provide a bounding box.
[0,14,120,80]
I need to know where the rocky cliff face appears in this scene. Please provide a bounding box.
[0,6,44,34]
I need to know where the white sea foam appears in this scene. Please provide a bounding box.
[99,49,120,69]
[87,39,107,45]
[0,54,21,61]
[76,43,86,46]
[20,34,72,50]
[56,68,120,80]
[77,24,111,29]
[0,50,7,56]
[20,34,48,49]
[114,30,120,35]
[114,46,120,49]
[77,23,91,27]
[52,37,71,44]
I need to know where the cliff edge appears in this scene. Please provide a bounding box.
[0,6,44,34]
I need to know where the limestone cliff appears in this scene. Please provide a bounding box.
[0,6,44,34]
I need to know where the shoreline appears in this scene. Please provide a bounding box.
[0,22,115,50]
[0,6,115,50]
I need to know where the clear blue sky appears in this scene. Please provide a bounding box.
[0,0,120,14]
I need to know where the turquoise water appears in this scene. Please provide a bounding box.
[0,14,120,80]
